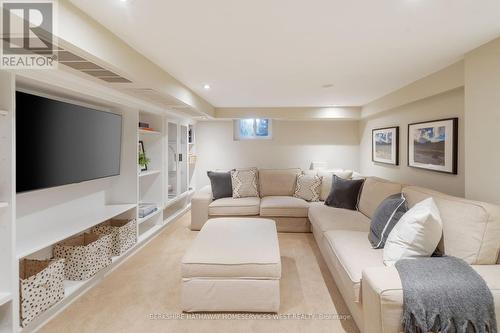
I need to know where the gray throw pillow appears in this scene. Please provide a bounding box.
[324,175,364,210]
[207,171,233,200]
[369,193,408,249]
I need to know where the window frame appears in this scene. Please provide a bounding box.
[233,118,273,140]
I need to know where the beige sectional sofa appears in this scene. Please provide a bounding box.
[190,169,500,333]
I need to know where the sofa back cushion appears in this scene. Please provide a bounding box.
[318,170,354,201]
[259,168,301,197]
[403,186,500,265]
[358,177,403,219]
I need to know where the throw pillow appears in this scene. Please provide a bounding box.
[324,175,364,210]
[207,171,233,200]
[318,169,354,201]
[383,198,443,267]
[294,174,322,202]
[231,168,259,198]
[368,193,408,249]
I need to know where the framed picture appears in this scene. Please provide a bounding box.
[372,126,399,165]
[408,118,458,174]
[138,140,147,171]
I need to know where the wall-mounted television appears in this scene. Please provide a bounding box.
[16,91,122,193]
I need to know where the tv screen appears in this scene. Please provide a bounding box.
[16,91,122,193]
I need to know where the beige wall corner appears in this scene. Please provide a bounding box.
[57,1,214,118]
[464,37,500,204]
[361,61,464,118]
[214,107,361,120]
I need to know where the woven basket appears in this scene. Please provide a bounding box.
[53,233,112,281]
[92,219,137,256]
[19,258,65,327]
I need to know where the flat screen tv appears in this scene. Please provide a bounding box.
[16,91,122,193]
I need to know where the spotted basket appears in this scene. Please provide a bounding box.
[53,233,112,281]
[19,258,65,327]
[91,219,137,257]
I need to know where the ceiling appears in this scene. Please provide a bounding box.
[70,0,500,108]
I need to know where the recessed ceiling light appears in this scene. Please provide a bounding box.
[203,84,211,90]
[322,83,334,88]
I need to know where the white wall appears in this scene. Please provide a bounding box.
[464,37,500,205]
[194,120,360,188]
[359,88,465,197]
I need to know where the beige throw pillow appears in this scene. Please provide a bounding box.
[231,168,259,198]
[294,174,322,202]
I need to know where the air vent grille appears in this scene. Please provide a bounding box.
[56,48,132,83]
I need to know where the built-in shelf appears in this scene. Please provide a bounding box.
[138,129,161,135]
[165,190,194,208]
[0,202,8,208]
[0,110,7,116]
[16,204,137,259]
[138,204,190,243]
[0,292,12,306]
[137,208,161,225]
[138,170,161,178]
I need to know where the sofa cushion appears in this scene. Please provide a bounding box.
[259,168,301,197]
[182,218,281,279]
[294,173,322,202]
[325,176,365,210]
[260,196,309,217]
[383,198,443,267]
[403,186,500,265]
[369,193,408,249]
[324,230,384,302]
[231,168,259,198]
[318,169,354,201]
[207,171,233,200]
[358,177,403,219]
[209,197,260,216]
[309,202,370,233]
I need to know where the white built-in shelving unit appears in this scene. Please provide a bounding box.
[0,71,16,333]
[0,68,196,333]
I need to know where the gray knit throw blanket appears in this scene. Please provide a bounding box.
[395,256,497,333]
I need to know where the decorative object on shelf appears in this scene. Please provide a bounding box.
[91,219,137,256]
[138,140,149,172]
[138,122,156,131]
[138,203,158,219]
[53,233,113,281]
[19,258,65,327]
[408,118,458,174]
[372,126,399,165]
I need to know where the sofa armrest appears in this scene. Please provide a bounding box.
[190,185,213,231]
[362,265,500,333]
[362,266,403,333]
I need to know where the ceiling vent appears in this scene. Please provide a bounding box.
[56,49,132,83]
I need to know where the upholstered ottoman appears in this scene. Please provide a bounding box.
[181,218,281,313]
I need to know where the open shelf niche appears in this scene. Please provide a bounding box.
[138,112,165,237]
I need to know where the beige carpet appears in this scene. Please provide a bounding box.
[40,212,359,333]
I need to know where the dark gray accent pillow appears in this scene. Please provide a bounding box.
[368,193,408,249]
[207,171,233,200]
[324,175,364,210]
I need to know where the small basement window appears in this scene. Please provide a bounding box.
[234,118,272,140]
